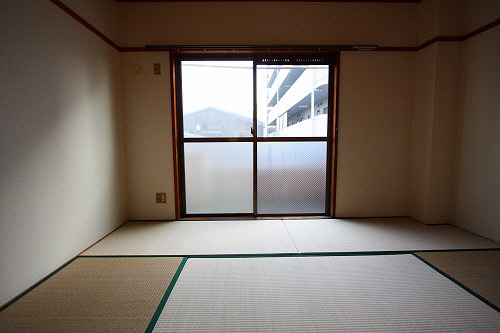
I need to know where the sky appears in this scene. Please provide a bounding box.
[181,61,254,116]
[180,61,328,125]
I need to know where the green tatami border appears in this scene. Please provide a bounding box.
[0,257,78,313]
[145,257,188,333]
[412,253,499,313]
[79,247,499,259]
[2,249,498,320]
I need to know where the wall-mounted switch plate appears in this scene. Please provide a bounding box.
[156,192,166,203]
[154,63,161,75]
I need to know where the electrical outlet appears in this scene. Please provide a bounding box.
[154,63,161,75]
[156,192,166,203]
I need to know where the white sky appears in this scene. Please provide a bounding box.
[180,61,328,121]
[181,61,254,116]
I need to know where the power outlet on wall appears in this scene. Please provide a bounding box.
[154,63,161,75]
[156,192,166,204]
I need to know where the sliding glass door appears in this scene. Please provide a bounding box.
[180,60,254,215]
[175,53,335,217]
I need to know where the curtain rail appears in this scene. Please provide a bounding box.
[145,45,378,51]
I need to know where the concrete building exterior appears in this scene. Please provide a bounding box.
[260,66,329,137]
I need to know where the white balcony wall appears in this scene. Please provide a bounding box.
[271,114,328,137]
[267,68,291,105]
[267,106,279,124]
[268,69,328,124]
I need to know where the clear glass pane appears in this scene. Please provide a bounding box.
[184,142,253,214]
[257,142,327,214]
[257,65,329,137]
[182,61,253,138]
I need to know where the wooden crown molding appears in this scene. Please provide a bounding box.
[49,0,120,51]
[116,0,422,3]
[49,0,498,53]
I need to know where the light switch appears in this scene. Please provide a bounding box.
[156,192,166,203]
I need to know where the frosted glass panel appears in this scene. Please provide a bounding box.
[257,142,327,214]
[185,142,253,214]
[257,65,329,137]
[182,61,253,138]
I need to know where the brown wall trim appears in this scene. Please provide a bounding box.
[416,36,462,51]
[373,46,418,51]
[179,216,332,221]
[48,0,120,51]
[371,19,499,51]
[331,54,340,217]
[170,53,181,220]
[121,47,166,52]
[463,18,500,41]
[116,0,422,3]
[335,215,410,219]
[76,221,128,255]
[414,18,500,51]
[144,45,375,51]
[50,0,499,54]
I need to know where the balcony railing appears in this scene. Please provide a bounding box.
[269,114,328,137]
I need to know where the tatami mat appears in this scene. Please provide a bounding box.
[153,255,499,332]
[84,218,498,256]
[83,220,298,255]
[416,250,500,307]
[284,218,499,253]
[0,257,183,333]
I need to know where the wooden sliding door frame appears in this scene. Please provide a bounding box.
[170,50,339,220]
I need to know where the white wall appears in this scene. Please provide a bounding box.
[117,2,418,47]
[409,44,436,222]
[463,0,500,33]
[427,42,462,223]
[1,0,497,307]
[410,0,499,241]
[60,0,120,43]
[0,1,126,306]
[410,0,465,225]
[454,25,500,242]
[336,52,415,217]
[409,42,462,225]
[116,2,419,219]
[417,0,465,44]
[121,53,176,220]
[121,50,416,219]
[417,0,441,44]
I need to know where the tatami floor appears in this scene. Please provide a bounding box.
[1,218,499,332]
